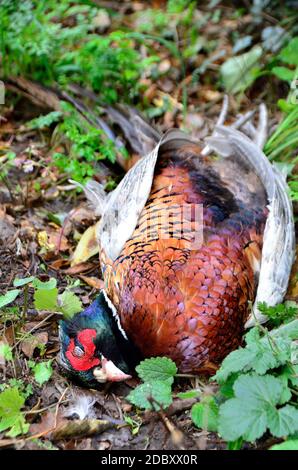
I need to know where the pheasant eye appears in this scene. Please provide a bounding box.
[73,346,85,357]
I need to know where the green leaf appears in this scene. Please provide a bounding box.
[0,387,29,437]
[220,46,262,94]
[218,374,288,442]
[215,321,298,383]
[13,276,35,287]
[267,405,298,438]
[32,278,57,290]
[0,343,13,361]
[59,290,82,320]
[176,390,200,399]
[127,380,173,410]
[270,440,298,450]
[272,66,295,82]
[279,37,298,66]
[136,357,177,385]
[0,290,20,309]
[27,111,62,129]
[34,288,58,311]
[191,396,219,432]
[30,360,53,386]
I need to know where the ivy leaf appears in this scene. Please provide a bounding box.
[34,288,58,311]
[58,290,82,320]
[270,440,298,450]
[30,360,53,385]
[127,380,173,410]
[0,289,20,309]
[191,396,219,432]
[218,374,287,442]
[136,357,177,385]
[0,387,29,437]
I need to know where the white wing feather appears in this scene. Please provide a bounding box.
[206,126,295,327]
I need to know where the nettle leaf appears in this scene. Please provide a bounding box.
[58,290,82,320]
[218,374,291,442]
[30,360,53,386]
[0,387,29,437]
[127,380,173,411]
[34,288,58,311]
[0,289,20,309]
[136,357,177,385]
[270,439,298,450]
[191,396,219,432]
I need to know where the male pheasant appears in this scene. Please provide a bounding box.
[59,103,295,386]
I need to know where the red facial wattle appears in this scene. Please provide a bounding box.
[66,328,100,371]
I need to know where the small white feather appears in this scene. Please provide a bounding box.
[64,394,96,420]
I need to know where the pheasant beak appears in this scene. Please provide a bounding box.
[93,356,132,383]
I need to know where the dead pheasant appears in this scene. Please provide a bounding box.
[59,99,295,386]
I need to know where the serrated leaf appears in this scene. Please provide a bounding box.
[267,405,298,438]
[191,396,219,432]
[27,111,62,129]
[0,343,13,361]
[220,46,262,94]
[127,380,173,410]
[30,360,53,385]
[218,374,287,442]
[135,357,177,385]
[176,390,200,399]
[270,439,298,450]
[59,290,82,320]
[5,415,29,437]
[0,289,20,309]
[13,276,35,287]
[34,288,58,311]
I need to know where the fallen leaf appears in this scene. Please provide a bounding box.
[20,332,48,358]
[71,222,100,266]
[63,262,98,275]
[79,275,104,290]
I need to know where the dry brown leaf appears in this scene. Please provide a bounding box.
[20,331,48,358]
[63,262,98,275]
[79,275,104,290]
